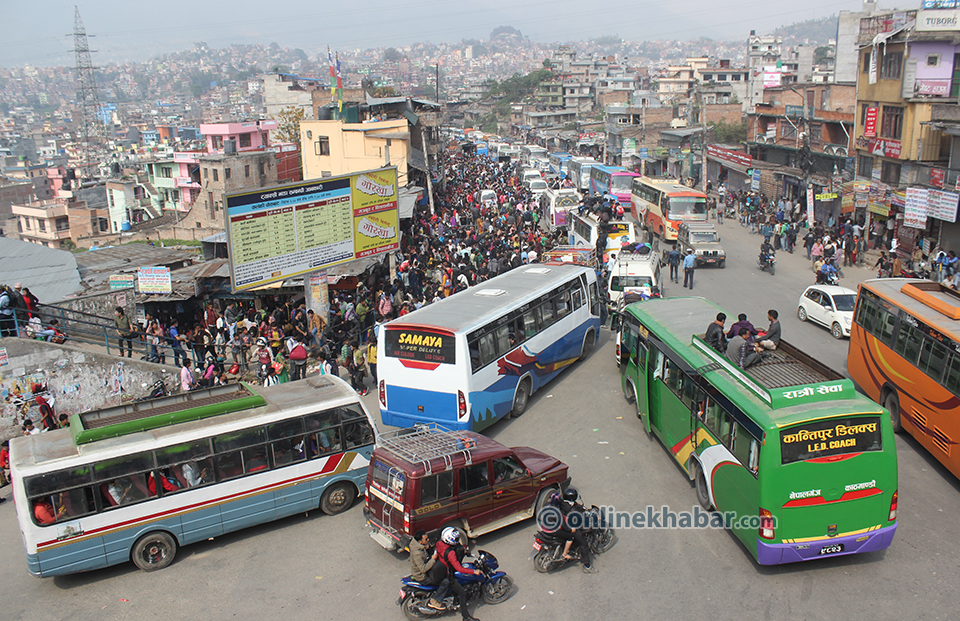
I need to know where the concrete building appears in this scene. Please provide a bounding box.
[744,83,856,211]
[261,73,322,119]
[12,199,110,248]
[106,176,159,233]
[746,32,783,111]
[300,118,410,180]
[194,151,279,229]
[200,120,277,154]
[836,0,882,83]
[855,6,960,252]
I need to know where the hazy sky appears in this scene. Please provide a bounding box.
[1,0,869,67]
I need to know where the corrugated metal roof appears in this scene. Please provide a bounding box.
[0,237,81,302]
[75,244,194,274]
[192,259,232,279]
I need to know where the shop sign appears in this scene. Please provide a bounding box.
[863,107,879,137]
[867,137,901,159]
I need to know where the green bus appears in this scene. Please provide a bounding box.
[618,297,898,565]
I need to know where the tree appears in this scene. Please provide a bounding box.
[274,106,306,147]
[383,48,404,62]
[374,86,397,97]
[708,118,747,144]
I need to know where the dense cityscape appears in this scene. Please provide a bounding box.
[2,1,960,620]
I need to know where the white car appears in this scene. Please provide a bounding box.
[797,285,857,339]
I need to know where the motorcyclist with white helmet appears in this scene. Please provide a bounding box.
[429,526,480,621]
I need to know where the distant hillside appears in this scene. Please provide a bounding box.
[770,15,838,46]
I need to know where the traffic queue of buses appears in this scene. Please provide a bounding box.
[30,260,960,577]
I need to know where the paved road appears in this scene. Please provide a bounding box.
[1,219,958,621]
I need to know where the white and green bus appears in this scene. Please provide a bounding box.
[11,378,377,577]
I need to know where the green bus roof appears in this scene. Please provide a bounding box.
[624,297,882,428]
[70,383,266,445]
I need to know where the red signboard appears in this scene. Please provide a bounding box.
[706,144,752,167]
[931,168,945,189]
[867,137,901,159]
[864,107,879,138]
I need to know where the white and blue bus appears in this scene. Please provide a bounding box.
[378,264,603,431]
[568,158,599,193]
[548,152,573,178]
[11,378,376,577]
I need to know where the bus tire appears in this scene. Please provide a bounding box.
[511,379,531,418]
[693,462,713,511]
[623,379,636,404]
[131,531,177,572]
[320,481,356,515]
[579,331,594,361]
[883,390,902,433]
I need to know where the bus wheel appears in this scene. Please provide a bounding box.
[511,379,531,417]
[693,462,713,511]
[321,482,356,515]
[623,380,635,404]
[132,531,177,572]
[579,331,594,361]
[884,390,902,433]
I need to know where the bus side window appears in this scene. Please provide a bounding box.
[522,311,538,339]
[610,276,622,292]
[540,301,556,327]
[420,470,454,505]
[469,339,481,372]
[494,325,511,354]
[748,438,760,473]
[944,354,960,396]
[652,350,664,380]
[556,291,571,319]
[731,422,752,466]
[478,333,496,367]
[718,412,733,446]
[343,419,375,450]
[878,306,897,346]
[589,281,601,316]
[94,452,157,505]
[918,337,949,382]
[703,400,721,430]
[893,323,923,365]
[572,287,584,310]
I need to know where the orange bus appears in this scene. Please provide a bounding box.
[847,278,960,479]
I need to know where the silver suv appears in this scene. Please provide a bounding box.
[676,221,725,268]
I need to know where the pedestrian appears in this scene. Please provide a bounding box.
[169,318,187,367]
[667,247,681,283]
[114,306,135,358]
[180,358,198,392]
[0,285,16,337]
[682,249,696,289]
[287,335,308,381]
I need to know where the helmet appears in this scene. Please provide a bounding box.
[562,487,579,503]
[441,526,461,546]
[548,490,562,507]
[256,337,267,347]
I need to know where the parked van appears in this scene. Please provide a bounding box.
[606,246,664,306]
[520,168,542,184]
[364,425,568,551]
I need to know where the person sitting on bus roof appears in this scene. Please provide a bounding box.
[728,328,762,370]
[726,314,758,342]
[759,310,781,351]
[705,313,728,354]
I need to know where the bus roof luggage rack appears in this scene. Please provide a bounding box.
[377,423,477,475]
[900,280,960,320]
[72,383,265,445]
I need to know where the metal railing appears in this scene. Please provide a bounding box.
[3,304,180,361]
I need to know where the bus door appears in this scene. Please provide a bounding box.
[647,347,666,433]
[620,315,649,425]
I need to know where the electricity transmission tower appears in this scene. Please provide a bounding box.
[72,6,105,177]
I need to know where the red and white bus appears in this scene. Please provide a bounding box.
[631,177,707,242]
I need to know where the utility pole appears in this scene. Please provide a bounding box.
[436,64,440,103]
[72,6,105,179]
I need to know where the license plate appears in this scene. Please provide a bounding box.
[819,544,844,555]
[532,542,541,551]
[399,589,406,599]
[705,258,716,263]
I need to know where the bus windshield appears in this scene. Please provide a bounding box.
[612,176,634,191]
[668,197,707,219]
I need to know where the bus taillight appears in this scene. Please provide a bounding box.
[759,508,775,540]
[889,490,898,521]
[379,380,386,407]
[404,511,410,532]
[458,390,467,418]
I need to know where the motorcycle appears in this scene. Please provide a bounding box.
[757,253,776,276]
[135,379,169,402]
[398,550,512,620]
[532,505,615,573]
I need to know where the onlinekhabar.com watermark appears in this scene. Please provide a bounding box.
[537,505,776,531]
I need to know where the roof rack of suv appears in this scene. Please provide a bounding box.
[377,423,477,475]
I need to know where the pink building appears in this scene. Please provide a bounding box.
[199,120,279,154]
